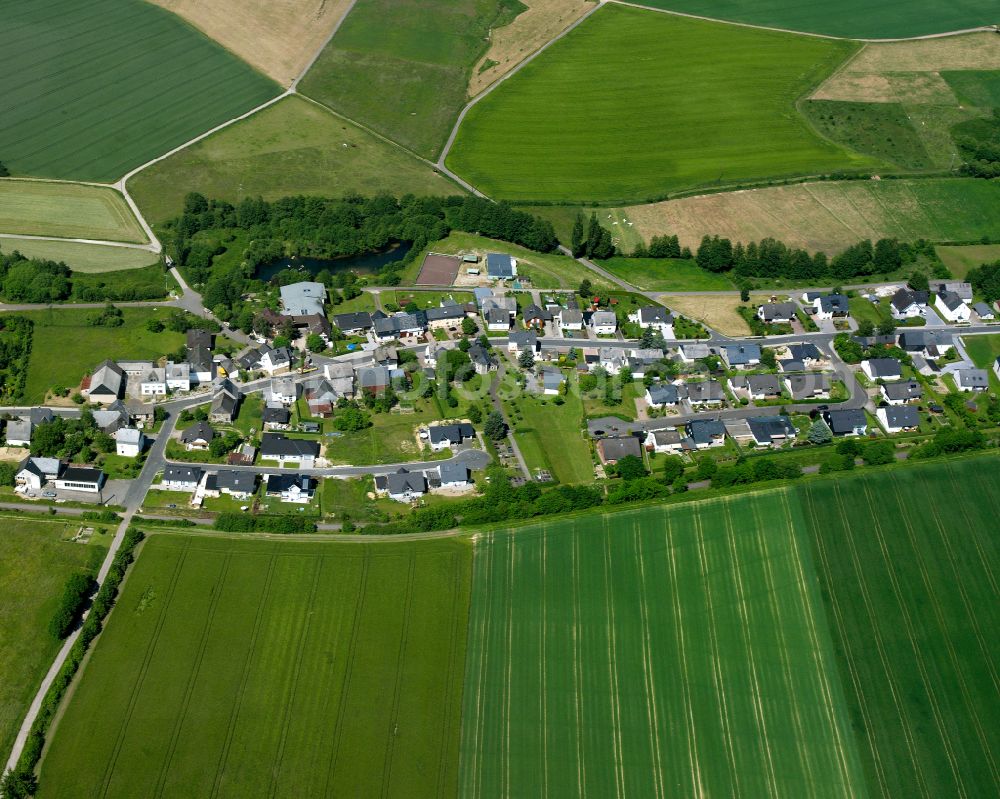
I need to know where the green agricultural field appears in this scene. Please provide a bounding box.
[632,0,998,38]
[0,238,158,273]
[937,243,1000,278]
[20,307,185,403]
[447,6,873,203]
[299,0,524,159]
[598,256,735,291]
[942,70,1000,108]
[462,494,867,797]
[128,96,459,225]
[37,533,470,799]
[0,182,146,243]
[0,0,279,182]
[0,518,108,758]
[801,458,1000,799]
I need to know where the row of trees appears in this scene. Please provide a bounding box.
[968,259,1000,303]
[570,212,615,260]
[0,316,32,403]
[0,249,166,303]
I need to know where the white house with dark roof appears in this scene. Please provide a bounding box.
[54,466,105,494]
[746,415,796,447]
[165,361,191,393]
[877,405,920,433]
[508,330,538,354]
[6,408,54,447]
[881,380,922,405]
[972,302,995,320]
[265,473,315,503]
[824,408,867,436]
[376,468,428,501]
[84,360,125,404]
[645,382,684,408]
[160,465,204,492]
[203,470,257,500]
[644,428,686,454]
[861,358,902,381]
[139,367,167,396]
[955,368,989,392]
[720,343,761,369]
[890,288,929,319]
[812,293,850,320]
[935,290,971,322]
[260,433,319,467]
[757,302,798,324]
[591,311,618,335]
[557,308,583,330]
[628,306,673,336]
[438,462,471,489]
[729,374,782,400]
[16,456,62,492]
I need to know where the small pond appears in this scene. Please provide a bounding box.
[256,241,412,281]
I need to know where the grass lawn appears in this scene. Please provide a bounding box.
[0,238,158,273]
[632,0,998,37]
[232,393,263,436]
[598,256,734,291]
[382,290,474,311]
[581,380,642,421]
[128,96,458,225]
[447,6,871,203]
[0,0,279,182]
[37,533,471,799]
[801,457,1000,799]
[321,476,403,524]
[19,307,185,403]
[299,0,524,159]
[504,390,593,484]
[0,517,108,758]
[0,182,146,242]
[323,400,444,465]
[936,244,1000,279]
[462,494,866,797]
[848,296,891,326]
[962,333,1000,369]
[662,293,759,336]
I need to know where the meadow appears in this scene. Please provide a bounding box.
[936,244,1000,279]
[622,178,1000,253]
[598,256,735,291]
[0,0,279,182]
[0,518,108,758]
[631,0,998,38]
[128,96,457,225]
[447,5,872,203]
[36,534,471,799]
[299,0,525,159]
[504,391,594,484]
[801,457,1000,799]
[0,182,146,243]
[462,494,867,798]
[0,238,158,273]
[20,307,185,403]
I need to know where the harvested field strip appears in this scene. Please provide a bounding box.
[37,535,471,799]
[801,458,1000,799]
[0,181,147,243]
[461,497,867,798]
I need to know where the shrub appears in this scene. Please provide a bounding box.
[48,572,97,639]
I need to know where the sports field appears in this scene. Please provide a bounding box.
[37,534,471,799]
[0,182,146,243]
[0,238,158,273]
[300,0,525,158]
[446,6,871,203]
[802,458,1000,799]
[622,178,1000,253]
[0,518,107,760]
[0,0,279,182]
[128,96,457,224]
[462,495,867,797]
[632,0,998,38]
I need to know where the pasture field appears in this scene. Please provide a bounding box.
[631,0,998,38]
[20,307,185,403]
[148,0,354,85]
[598,256,735,291]
[299,0,525,158]
[0,0,279,182]
[0,238,158,273]
[128,96,457,225]
[0,182,146,243]
[801,457,1000,799]
[462,495,866,798]
[447,6,872,203]
[937,244,1000,279]
[622,178,1000,253]
[37,534,470,799]
[0,518,108,759]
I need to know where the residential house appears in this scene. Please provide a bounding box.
[54,466,105,494]
[729,374,782,401]
[357,366,391,395]
[486,307,511,331]
[303,379,339,417]
[591,311,618,335]
[260,433,319,467]
[373,311,427,342]
[486,253,516,280]
[6,408,54,447]
[372,345,399,369]
[180,421,216,450]
[645,383,684,408]
[678,342,711,363]
[522,304,552,329]
[83,360,125,404]
[644,428,687,454]
[720,343,761,369]
[757,302,798,324]
[187,347,215,384]
[469,344,498,375]
[139,367,167,396]
[877,406,920,433]
[210,379,242,423]
[599,347,626,374]
[265,473,315,503]
[956,368,989,392]
[280,281,327,318]
[115,427,144,457]
[786,342,823,364]
[204,470,257,500]
[227,443,256,466]
[92,400,130,434]
[438,462,471,489]
[428,423,475,451]
[258,344,293,375]
[116,360,155,379]
[558,308,584,331]
[267,377,299,406]
[890,288,929,319]
[813,293,850,320]
[629,306,674,337]
[425,303,467,330]
[187,329,213,350]
[376,468,428,501]
[933,281,973,302]
[779,359,804,373]
[972,301,996,320]
[323,361,354,397]
[508,330,538,354]
[746,415,796,447]
[596,435,643,465]
[784,373,831,401]
[165,361,191,393]
[898,330,954,357]
[881,380,923,405]
[541,368,566,395]
[935,290,971,322]
[686,419,726,449]
[331,311,374,336]
[16,457,62,492]
[126,399,155,428]
[160,465,204,492]
[262,406,291,430]
[687,380,725,406]
[824,408,868,436]
[861,358,902,381]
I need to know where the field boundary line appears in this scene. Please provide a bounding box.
[635,529,666,799]
[323,547,371,798]
[540,531,549,798]
[209,552,279,799]
[862,483,967,797]
[379,553,416,798]
[152,550,234,799]
[0,232,157,252]
[267,555,325,799]
[601,519,626,799]
[437,550,465,798]
[503,529,515,797]
[289,0,359,90]
[98,545,189,798]
[462,533,492,799]
[571,531,586,796]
